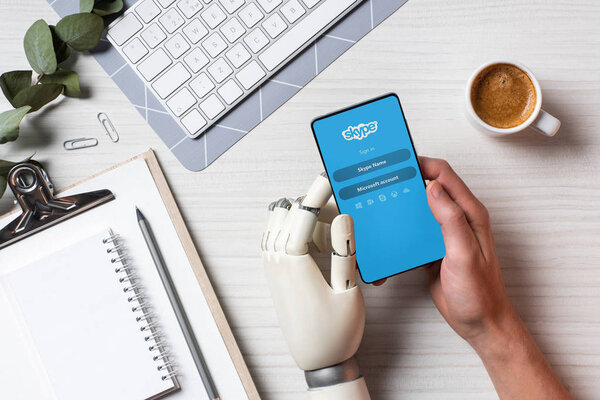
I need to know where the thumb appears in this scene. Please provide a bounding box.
[426,180,478,256]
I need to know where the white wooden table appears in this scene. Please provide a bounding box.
[1,1,599,398]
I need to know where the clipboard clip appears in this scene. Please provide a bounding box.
[0,163,115,249]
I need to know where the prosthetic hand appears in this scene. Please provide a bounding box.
[261,173,370,400]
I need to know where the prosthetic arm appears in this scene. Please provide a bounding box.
[261,173,370,400]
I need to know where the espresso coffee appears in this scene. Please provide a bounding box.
[470,63,536,129]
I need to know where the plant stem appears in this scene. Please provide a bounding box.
[34,73,45,85]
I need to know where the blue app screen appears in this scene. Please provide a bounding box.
[312,94,446,282]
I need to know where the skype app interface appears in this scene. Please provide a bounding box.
[312,94,445,282]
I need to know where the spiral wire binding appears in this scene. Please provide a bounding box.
[104,231,178,383]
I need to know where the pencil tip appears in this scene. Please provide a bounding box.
[135,206,143,221]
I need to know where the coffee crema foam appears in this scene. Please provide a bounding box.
[471,63,536,129]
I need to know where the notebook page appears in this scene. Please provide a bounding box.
[5,231,175,400]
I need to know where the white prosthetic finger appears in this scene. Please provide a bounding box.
[277,197,319,255]
[302,172,333,209]
[312,221,328,253]
[274,198,300,253]
[330,214,357,292]
[317,201,340,224]
[265,198,291,252]
[261,201,276,251]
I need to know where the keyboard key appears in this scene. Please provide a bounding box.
[220,17,245,43]
[122,38,148,63]
[281,0,305,23]
[301,0,319,8]
[141,23,167,48]
[244,28,269,53]
[218,0,245,13]
[136,0,161,23]
[260,0,356,71]
[208,58,233,83]
[238,3,264,28]
[200,94,225,119]
[184,48,210,72]
[165,33,190,58]
[189,73,215,98]
[137,48,172,80]
[225,43,251,68]
[181,109,207,136]
[182,18,209,43]
[156,0,176,7]
[202,32,228,57]
[152,63,191,98]
[236,60,265,89]
[177,0,203,18]
[262,13,287,38]
[218,79,243,104]
[166,87,196,116]
[257,0,282,13]
[108,13,143,46]
[201,4,227,29]
[159,8,185,33]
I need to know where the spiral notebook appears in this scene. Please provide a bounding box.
[0,150,258,400]
[5,230,178,400]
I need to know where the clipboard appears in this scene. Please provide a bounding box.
[0,149,260,400]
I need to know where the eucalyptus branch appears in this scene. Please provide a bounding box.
[0,0,125,198]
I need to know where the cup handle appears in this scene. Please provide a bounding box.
[532,109,561,137]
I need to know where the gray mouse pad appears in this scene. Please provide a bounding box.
[48,0,408,171]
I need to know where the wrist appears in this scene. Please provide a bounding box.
[305,357,371,400]
[468,306,527,363]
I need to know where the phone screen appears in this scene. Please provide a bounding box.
[311,94,445,282]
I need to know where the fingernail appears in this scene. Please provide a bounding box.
[430,180,443,199]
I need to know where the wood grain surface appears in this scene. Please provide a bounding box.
[1,0,599,399]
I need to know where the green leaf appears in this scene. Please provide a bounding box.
[80,0,94,12]
[24,19,57,75]
[93,0,124,16]
[0,71,32,107]
[49,25,71,64]
[12,84,64,113]
[0,156,32,175]
[0,155,34,197]
[55,13,104,51]
[0,175,6,198]
[0,106,31,144]
[40,69,80,97]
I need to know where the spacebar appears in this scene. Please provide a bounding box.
[259,0,358,71]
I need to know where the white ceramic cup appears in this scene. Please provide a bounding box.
[465,60,560,137]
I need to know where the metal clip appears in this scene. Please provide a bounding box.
[0,163,114,249]
[63,137,98,150]
[97,112,119,142]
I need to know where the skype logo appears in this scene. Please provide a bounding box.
[342,121,378,141]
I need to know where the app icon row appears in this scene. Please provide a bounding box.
[354,187,411,209]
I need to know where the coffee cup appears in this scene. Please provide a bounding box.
[465,60,560,137]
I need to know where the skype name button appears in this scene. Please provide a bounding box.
[332,149,411,182]
[338,167,417,200]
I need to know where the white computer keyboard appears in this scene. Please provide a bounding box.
[107,0,363,138]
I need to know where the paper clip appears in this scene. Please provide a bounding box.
[98,112,119,143]
[63,137,98,150]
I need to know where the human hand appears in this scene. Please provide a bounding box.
[420,157,573,399]
[419,156,516,346]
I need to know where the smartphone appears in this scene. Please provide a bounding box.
[311,93,446,283]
